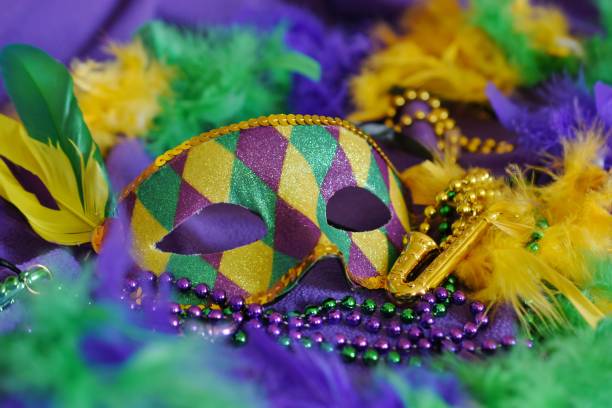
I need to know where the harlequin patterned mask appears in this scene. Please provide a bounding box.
[121,115,411,304]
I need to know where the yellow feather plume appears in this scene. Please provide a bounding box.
[455,131,610,330]
[350,0,519,122]
[72,40,173,154]
[0,115,109,245]
[400,158,465,206]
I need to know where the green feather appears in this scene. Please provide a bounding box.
[138,21,320,155]
[0,44,112,215]
[584,0,612,86]
[470,0,577,86]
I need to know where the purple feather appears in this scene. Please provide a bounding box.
[106,139,153,194]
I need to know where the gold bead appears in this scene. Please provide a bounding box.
[415,110,426,120]
[439,110,449,120]
[384,119,394,128]
[386,108,397,117]
[437,141,446,150]
[452,181,464,191]
[393,125,402,133]
[481,146,492,154]
[445,119,456,130]
[419,91,430,101]
[406,90,417,100]
[394,96,406,107]
[427,113,438,123]
[401,115,413,126]
[424,205,437,217]
[430,98,441,108]
[484,138,496,146]
[435,124,446,136]
[459,136,469,146]
[419,222,431,233]
[435,192,448,203]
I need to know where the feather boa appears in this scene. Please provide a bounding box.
[350,0,519,121]
[71,41,173,154]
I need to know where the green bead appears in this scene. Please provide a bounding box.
[341,295,357,310]
[444,283,455,293]
[264,309,275,316]
[304,305,320,316]
[362,348,379,366]
[447,190,457,199]
[438,222,450,233]
[536,218,549,229]
[531,231,544,241]
[4,276,19,291]
[361,299,377,314]
[301,337,313,349]
[433,303,447,317]
[278,336,291,347]
[439,204,452,216]
[446,275,457,285]
[409,356,422,367]
[527,242,540,252]
[287,310,301,318]
[232,330,247,346]
[400,308,415,323]
[202,307,211,317]
[341,345,357,363]
[381,302,397,317]
[322,298,337,311]
[0,284,7,297]
[386,351,401,365]
[223,307,233,316]
[320,342,335,353]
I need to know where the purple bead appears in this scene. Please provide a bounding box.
[462,340,477,353]
[463,322,479,338]
[451,290,466,305]
[415,301,431,315]
[422,293,436,305]
[288,317,304,329]
[193,283,210,299]
[168,315,180,328]
[470,301,486,315]
[501,335,517,348]
[450,327,464,343]
[327,309,342,324]
[245,319,263,329]
[365,317,381,333]
[474,312,489,327]
[397,338,412,353]
[441,339,458,353]
[169,302,182,315]
[434,287,449,302]
[124,278,138,293]
[267,324,282,337]
[353,335,368,350]
[308,315,323,328]
[289,329,302,340]
[159,272,174,285]
[246,304,263,319]
[525,339,534,348]
[481,338,498,353]
[212,289,227,305]
[175,277,191,291]
[207,309,223,321]
[419,313,434,328]
[417,338,432,351]
[374,337,390,353]
[229,295,245,311]
[140,271,157,283]
[387,320,402,337]
[232,312,244,324]
[267,312,283,325]
[334,333,348,346]
[429,326,444,342]
[346,311,362,327]
[187,305,202,318]
[407,325,423,340]
[312,332,324,343]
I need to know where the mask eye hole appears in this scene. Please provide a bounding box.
[326,186,391,232]
[156,203,267,255]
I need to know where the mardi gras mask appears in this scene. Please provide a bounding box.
[121,115,411,304]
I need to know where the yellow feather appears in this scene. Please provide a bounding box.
[71,40,173,154]
[350,0,519,121]
[400,158,465,205]
[455,131,610,330]
[0,114,108,245]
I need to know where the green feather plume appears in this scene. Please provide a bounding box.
[138,21,321,155]
[584,0,612,86]
[470,0,578,86]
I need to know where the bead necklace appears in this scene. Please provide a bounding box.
[383,88,514,159]
[124,273,522,366]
